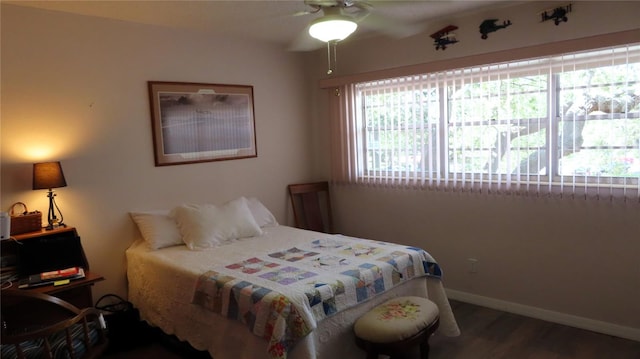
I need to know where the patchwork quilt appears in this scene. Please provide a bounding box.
[192,235,441,359]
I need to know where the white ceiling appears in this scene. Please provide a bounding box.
[6,0,518,51]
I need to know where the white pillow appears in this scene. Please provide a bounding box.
[246,197,278,227]
[171,197,263,250]
[129,210,183,250]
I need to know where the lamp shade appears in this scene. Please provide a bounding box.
[309,14,358,42]
[33,161,67,190]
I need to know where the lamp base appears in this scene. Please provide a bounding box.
[45,224,67,230]
[45,189,65,230]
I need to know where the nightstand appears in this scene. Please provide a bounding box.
[1,226,104,308]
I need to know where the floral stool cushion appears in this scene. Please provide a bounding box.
[354,296,439,344]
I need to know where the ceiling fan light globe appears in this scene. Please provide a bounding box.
[308,18,358,42]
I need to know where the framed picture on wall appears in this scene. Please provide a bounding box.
[148,81,257,166]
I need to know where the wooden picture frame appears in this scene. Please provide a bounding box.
[148,81,257,166]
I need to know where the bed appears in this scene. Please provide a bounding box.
[126,197,460,359]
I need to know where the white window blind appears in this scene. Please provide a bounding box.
[331,44,640,202]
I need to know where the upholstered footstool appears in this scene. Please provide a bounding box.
[354,296,440,359]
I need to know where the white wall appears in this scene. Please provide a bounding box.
[307,1,640,336]
[1,4,314,298]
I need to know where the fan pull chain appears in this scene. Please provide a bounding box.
[327,41,338,75]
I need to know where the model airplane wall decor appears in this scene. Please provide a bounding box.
[430,25,458,50]
[540,3,572,25]
[479,19,512,39]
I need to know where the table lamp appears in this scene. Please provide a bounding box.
[33,161,67,230]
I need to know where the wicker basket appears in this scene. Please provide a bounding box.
[9,202,42,235]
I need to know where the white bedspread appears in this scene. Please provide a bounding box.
[126,225,460,359]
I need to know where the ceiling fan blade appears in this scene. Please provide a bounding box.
[293,10,313,16]
[292,3,322,17]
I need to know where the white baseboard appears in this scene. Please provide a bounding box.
[446,289,640,342]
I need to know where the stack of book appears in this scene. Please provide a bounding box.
[18,266,85,288]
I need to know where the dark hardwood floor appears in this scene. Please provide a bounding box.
[104,300,640,359]
[429,300,640,359]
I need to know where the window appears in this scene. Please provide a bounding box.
[336,44,640,200]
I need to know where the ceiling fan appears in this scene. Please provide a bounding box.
[289,0,424,52]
